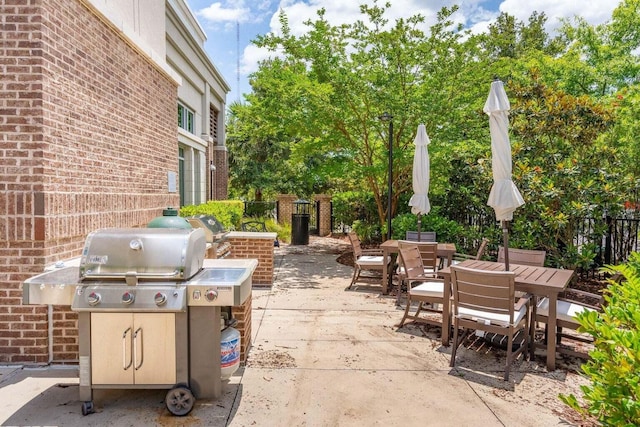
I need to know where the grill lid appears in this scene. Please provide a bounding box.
[186,215,227,242]
[79,228,206,281]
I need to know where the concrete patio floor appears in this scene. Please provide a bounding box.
[0,236,592,426]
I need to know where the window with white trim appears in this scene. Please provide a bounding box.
[178,102,195,133]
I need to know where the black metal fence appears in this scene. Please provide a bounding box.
[243,201,277,219]
[329,197,640,275]
[243,200,319,235]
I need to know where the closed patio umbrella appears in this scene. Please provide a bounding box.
[485,79,524,270]
[408,124,431,241]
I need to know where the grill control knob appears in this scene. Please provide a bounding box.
[87,292,101,306]
[205,289,218,302]
[121,291,135,305]
[154,292,167,306]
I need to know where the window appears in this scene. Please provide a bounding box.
[209,104,218,143]
[178,103,195,133]
[178,147,185,206]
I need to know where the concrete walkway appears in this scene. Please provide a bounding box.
[0,237,590,426]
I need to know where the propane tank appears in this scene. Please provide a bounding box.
[220,326,241,380]
[147,207,192,229]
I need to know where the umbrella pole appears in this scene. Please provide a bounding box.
[502,220,510,271]
[417,214,422,242]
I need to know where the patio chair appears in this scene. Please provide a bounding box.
[449,265,531,381]
[405,230,436,242]
[452,238,489,265]
[347,232,389,290]
[397,245,447,330]
[241,220,280,247]
[497,247,546,266]
[396,240,439,304]
[533,288,603,359]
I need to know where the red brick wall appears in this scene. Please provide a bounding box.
[231,296,251,364]
[227,233,275,285]
[0,0,179,363]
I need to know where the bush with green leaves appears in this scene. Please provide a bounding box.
[179,200,244,230]
[332,191,379,231]
[560,252,640,425]
[390,209,483,254]
[351,220,382,245]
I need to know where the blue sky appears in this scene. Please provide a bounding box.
[185,0,619,105]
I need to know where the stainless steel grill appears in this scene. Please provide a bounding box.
[22,227,257,417]
[186,214,232,259]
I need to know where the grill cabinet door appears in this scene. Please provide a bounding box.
[90,313,176,385]
[91,313,134,385]
[132,313,176,385]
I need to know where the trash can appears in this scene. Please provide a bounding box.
[291,199,310,245]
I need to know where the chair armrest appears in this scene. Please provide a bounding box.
[410,275,443,282]
[453,252,474,261]
[514,293,532,311]
[360,248,384,256]
[559,289,603,310]
[406,277,444,289]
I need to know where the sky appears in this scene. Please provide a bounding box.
[185,0,620,106]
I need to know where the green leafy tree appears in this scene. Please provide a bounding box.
[508,72,623,265]
[246,3,478,228]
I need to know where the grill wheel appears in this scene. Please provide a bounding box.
[165,385,195,416]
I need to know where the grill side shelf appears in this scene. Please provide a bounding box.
[22,266,81,305]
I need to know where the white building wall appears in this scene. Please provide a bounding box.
[166,0,230,204]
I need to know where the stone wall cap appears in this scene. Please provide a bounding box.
[228,231,278,239]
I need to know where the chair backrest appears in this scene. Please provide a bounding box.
[241,220,267,232]
[497,247,546,266]
[398,245,426,280]
[450,265,516,319]
[348,232,363,258]
[405,231,436,242]
[474,238,490,260]
[398,240,438,272]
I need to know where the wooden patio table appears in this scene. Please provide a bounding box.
[439,259,575,371]
[379,239,457,295]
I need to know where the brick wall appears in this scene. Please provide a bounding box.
[0,0,179,363]
[212,146,228,200]
[276,194,297,225]
[315,194,332,236]
[231,295,251,364]
[227,233,275,285]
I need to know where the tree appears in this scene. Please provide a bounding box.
[508,72,623,266]
[245,3,476,229]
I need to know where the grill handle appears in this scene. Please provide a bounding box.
[122,327,132,370]
[134,327,144,370]
[83,270,181,280]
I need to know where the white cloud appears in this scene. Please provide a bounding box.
[241,43,277,75]
[193,0,622,101]
[197,2,252,23]
[479,0,616,34]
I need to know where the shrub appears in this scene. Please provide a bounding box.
[390,208,481,253]
[179,200,244,230]
[560,252,640,426]
[351,220,382,245]
[332,191,379,231]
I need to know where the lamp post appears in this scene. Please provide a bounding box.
[379,112,393,240]
[209,161,216,200]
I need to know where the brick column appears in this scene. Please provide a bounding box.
[277,194,297,225]
[314,194,332,237]
[227,232,276,285]
[232,295,251,364]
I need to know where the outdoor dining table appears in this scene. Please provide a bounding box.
[439,259,575,371]
[379,239,457,295]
